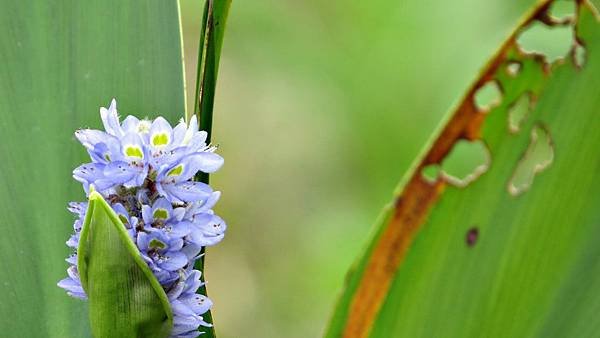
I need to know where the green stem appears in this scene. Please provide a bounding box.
[193,0,231,145]
[192,1,231,337]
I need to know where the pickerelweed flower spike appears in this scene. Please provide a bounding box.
[59,99,226,338]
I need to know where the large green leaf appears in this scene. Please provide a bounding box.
[326,1,600,337]
[78,192,172,338]
[0,1,185,337]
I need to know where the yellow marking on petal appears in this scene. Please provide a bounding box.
[149,239,166,250]
[153,209,169,220]
[167,165,183,177]
[125,146,143,159]
[152,133,169,146]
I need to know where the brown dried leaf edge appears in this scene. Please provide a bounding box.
[338,1,598,337]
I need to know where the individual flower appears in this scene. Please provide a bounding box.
[59,99,227,338]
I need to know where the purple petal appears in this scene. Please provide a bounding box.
[67,202,87,217]
[57,277,86,299]
[178,153,224,180]
[137,232,151,251]
[181,294,213,315]
[152,198,173,221]
[141,205,153,225]
[100,99,123,137]
[103,161,138,186]
[164,182,213,204]
[159,251,188,271]
[74,129,111,150]
[66,233,79,248]
[171,119,188,146]
[171,300,195,317]
[165,221,193,238]
[181,243,202,262]
[120,132,147,162]
[66,255,78,265]
[148,117,173,149]
[121,115,140,133]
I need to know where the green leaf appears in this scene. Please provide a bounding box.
[193,0,232,142]
[78,192,172,338]
[193,0,232,186]
[191,1,232,337]
[0,1,185,336]
[326,1,600,337]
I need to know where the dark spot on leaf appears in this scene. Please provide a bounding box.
[466,227,479,247]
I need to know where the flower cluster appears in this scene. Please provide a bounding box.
[58,99,226,338]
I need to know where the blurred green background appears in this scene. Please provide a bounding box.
[177,0,538,337]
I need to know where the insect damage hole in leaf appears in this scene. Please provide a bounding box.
[548,0,576,22]
[506,61,522,77]
[508,92,533,133]
[573,42,587,68]
[440,140,491,187]
[508,124,554,196]
[474,81,502,112]
[517,21,574,64]
[421,164,441,183]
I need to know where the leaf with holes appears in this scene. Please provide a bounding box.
[325,1,600,337]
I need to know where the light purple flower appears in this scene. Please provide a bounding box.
[155,153,222,203]
[189,214,227,247]
[59,99,226,337]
